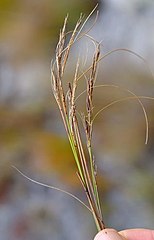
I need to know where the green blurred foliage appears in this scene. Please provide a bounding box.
[0,0,18,19]
[0,0,98,58]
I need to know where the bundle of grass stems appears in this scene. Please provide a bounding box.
[50,5,154,231]
[50,7,106,231]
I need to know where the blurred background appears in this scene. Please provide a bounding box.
[0,0,154,239]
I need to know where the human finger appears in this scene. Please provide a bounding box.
[94,228,126,240]
[119,228,154,240]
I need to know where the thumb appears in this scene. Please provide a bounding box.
[94,228,126,240]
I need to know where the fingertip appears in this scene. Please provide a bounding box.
[94,228,126,240]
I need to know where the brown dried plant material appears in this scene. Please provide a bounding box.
[51,7,105,230]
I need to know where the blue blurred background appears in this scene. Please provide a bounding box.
[0,0,154,239]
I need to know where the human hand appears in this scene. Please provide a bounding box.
[94,228,154,240]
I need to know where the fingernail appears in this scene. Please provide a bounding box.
[94,228,124,240]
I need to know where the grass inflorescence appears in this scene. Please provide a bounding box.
[50,6,154,232]
[50,8,105,231]
[12,6,154,234]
